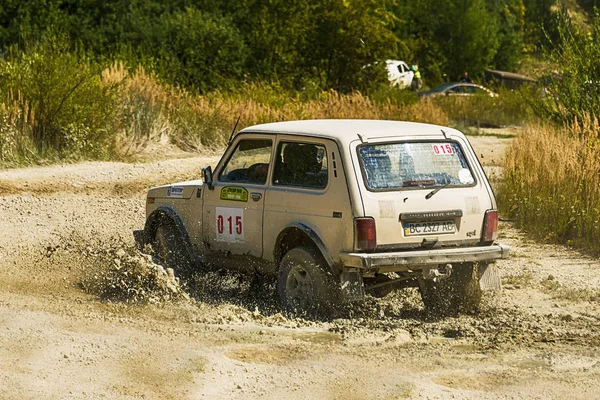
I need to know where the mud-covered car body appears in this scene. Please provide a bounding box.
[139,120,508,313]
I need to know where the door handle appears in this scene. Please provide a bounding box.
[250,192,262,202]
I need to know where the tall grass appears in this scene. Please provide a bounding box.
[0,36,118,165]
[498,116,600,254]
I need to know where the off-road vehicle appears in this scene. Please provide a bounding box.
[136,119,509,315]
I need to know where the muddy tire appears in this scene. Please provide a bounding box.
[151,218,193,277]
[277,246,341,316]
[419,263,482,316]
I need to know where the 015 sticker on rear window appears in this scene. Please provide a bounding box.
[431,143,454,155]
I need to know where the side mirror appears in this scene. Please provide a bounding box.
[202,166,214,190]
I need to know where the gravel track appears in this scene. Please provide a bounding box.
[1,135,599,399]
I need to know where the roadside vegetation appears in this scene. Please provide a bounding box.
[499,10,600,255]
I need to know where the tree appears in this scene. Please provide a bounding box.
[533,10,600,125]
[153,8,248,92]
[306,0,398,92]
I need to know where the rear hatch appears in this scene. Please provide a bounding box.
[352,135,495,250]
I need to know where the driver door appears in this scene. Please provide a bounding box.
[203,135,274,257]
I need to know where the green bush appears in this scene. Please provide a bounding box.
[153,8,248,93]
[0,34,118,163]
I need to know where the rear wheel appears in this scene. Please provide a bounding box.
[277,246,341,316]
[151,218,193,277]
[419,263,482,316]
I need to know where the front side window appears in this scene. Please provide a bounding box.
[358,142,475,191]
[273,142,328,189]
[219,139,272,184]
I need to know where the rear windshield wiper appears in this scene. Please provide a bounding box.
[425,182,452,199]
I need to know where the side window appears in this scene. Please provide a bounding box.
[219,139,272,184]
[273,142,328,189]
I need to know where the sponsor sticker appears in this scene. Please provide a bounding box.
[220,186,248,202]
[167,186,184,198]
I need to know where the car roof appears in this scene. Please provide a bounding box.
[386,59,407,66]
[238,119,455,147]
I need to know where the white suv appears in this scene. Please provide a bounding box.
[137,120,509,315]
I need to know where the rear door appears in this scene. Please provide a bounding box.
[262,136,354,264]
[352,135,493,250]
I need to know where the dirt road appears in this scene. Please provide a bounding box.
[1,134,599,399]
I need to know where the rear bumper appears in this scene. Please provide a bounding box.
[340,243,509,272]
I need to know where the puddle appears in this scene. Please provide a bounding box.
[290,331,342,344]
[505,354,551,370]
[451,343,481,353]
[226,345,308,365]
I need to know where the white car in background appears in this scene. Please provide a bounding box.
[386,60,414,89]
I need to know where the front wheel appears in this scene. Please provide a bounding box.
[419,262,482,316]
[151,218,193,277]
[277,247,341,316]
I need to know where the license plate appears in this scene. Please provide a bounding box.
[403,220,456,236]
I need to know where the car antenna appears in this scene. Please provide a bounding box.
[228,116,241,144]
[441,129,448,139]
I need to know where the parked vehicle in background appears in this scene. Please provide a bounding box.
[136,120,509,316]
[386,60,414,89]
[419,82,498,99]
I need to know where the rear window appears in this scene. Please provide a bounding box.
[358,142,476,191]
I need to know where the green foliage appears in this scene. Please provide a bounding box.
[489,0,525,71]
[522,0,558,52]
[0,0,561,92]
[393,0,503,84]
[153,8,248,92]
[306,0,398,92]
[528,10,600,125]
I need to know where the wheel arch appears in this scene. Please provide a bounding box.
[143,206,195,259]
[273,223,336,274]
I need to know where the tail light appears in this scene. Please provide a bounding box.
[355,217,376,251]
[481,209,498,244]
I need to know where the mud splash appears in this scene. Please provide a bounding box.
[79,245,189,303]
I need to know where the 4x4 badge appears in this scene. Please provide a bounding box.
[220,186,248,202]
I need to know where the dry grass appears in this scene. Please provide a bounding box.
[100,66,450,153]
[3,62,530,166]
[499,116,600,254]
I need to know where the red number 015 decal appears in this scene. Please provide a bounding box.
[432,143,454,155]
[215,207,244,243]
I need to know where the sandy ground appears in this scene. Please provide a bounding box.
[1,132,600,400]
